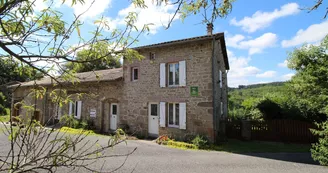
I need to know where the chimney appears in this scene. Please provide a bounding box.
[207,23,213,35]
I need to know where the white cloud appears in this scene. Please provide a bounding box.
[278,60,288,67]
[230,3,300,33]
[114,0,180,34]
[59,0,112,20]
[281,20,328,47]
[281,73,295,80]
[33,0,48,11]
[226,33,278,55]
[227,50,261,87]
[226,34,245,47]
[256,71,277,78]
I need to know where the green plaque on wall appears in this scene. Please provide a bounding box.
[190,86,199,96]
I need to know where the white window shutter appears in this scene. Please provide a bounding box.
[179,61,186,86]
[76,101,82,119]
[159,102,166,127]
[160,63,166,87]
[56,104,62,119]
[179,103,186,129]
[69,102,73,116]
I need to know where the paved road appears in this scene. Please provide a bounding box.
[0,128,327,173]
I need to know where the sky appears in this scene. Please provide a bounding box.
[33,0,328,87]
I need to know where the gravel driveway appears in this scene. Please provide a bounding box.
[0,128,327,173]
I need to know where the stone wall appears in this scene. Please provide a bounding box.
[121,39,217,141]
[11,81,123,132]
[10,37,229,143]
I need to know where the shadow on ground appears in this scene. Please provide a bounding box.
[213,139,320,165]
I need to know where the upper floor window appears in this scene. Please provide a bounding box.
[168,63,179,86]
[132,67,139,81]
[149,52,155,60]
[160,61,186,87]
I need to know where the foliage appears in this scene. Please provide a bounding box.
[156,135,197,149]
[179,0,235,24]
[166,140,197,149]
[191,135,208,149]
[58,127,98,136]
[287,35,328,120]
[156,135,170,145]
[0,58,42,85]
[60,115,88,129]
[0,0,237,171]
[64,41,122,73]
[0,92,6,115]
[228,82,325,122]
[310,121,328,166]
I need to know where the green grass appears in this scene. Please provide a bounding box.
[211,139,311,153]
[160,139,310,153]
[165,140,198,150]
[0,108,10,122]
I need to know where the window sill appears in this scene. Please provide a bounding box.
[168,125,179,128]
[167,85,186,88]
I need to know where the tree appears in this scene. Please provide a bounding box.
[287,35,328,166]
[64,41,122,73]
[306,0,328,19]
[287,34,328,121]
[0,0,236,172]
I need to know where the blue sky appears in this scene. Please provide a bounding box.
[34,0,328,87]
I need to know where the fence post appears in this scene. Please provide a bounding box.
[241,120,251,140]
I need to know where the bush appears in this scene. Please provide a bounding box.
[191,135,208,149]
[311,121,328,166]
[60,115,88,129]
[156,135,170,145]
[0,92,7,115]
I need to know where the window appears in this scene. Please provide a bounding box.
[160,61,185,87]
[149,52,155,60]
[150,104,158,116]
[112,104,117,115]
[219,70,222,88]
[69,101,82,119]
[168,103,180,127]
[168,63,179,86]
[132,67,139,81]
[71,102,76,116]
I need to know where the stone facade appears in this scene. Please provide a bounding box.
[10,33,229,143]
[121,39,217,141]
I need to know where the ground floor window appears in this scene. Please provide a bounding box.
[168,103,180,127]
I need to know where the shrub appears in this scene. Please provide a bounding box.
[156,135,170,145]
[167,140,197,149]
[311,121,328,166]
[191,135,208,149]
[0,92,7,115]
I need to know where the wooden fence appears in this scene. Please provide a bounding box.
[226,119,317,143]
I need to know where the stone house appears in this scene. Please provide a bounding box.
[9,32,229,142]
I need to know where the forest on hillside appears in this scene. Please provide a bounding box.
[228,82,327,123]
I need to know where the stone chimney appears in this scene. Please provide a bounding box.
[207,23,213,35]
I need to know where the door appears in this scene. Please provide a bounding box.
[110,103,118,130]
[148,103,159,136]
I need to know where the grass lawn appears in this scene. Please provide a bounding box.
[211,139,311,153]
[0,108,10,122]
[162,138,311,153]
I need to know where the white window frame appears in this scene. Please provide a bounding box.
[219,70,223,88]
[168,103,179,128]
[167,63,179,87]
[132,67,139,81]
